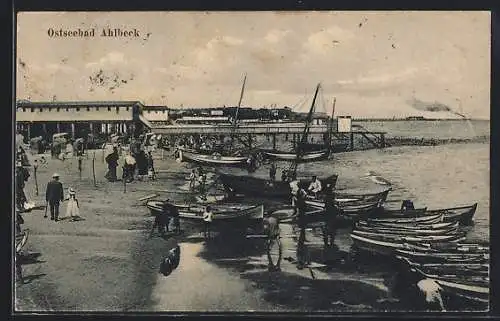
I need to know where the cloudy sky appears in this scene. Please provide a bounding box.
[16,11,490,119]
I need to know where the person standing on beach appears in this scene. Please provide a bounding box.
[15,161,30,210]
[189,169,197,191]
[105,146,119,182]
[269,163,277,182]
[264,216,282,272]
[60,187,80,221]
[203,205,213,240]
[322,182,338,250]
[45,173,64,221]
[147,151,155,180]
[198,172,207,199]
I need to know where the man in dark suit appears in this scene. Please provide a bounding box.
[45,173,64,221]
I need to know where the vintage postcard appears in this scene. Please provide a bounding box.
[14,11,490,313]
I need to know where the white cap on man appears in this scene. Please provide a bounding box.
[52,173,60,178]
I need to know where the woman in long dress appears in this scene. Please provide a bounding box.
[60,187,80,220]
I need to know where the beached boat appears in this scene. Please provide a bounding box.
[350,232,466,256]
[409,266,489,304]
[374,203,478,225]
[259,84,331,163]
[397,256,489,275]
[146,200,261,218]
[219,173,338,199]
[306,189,391,209]
[351,229,464,242]
[177,148,249,166]
[365,212,445,225]
[175,74,254,167]
[354,221,460,236]
[260,148,330,162]
[177,204,264,222]
[357,220,455,230]
[427,203,478,225]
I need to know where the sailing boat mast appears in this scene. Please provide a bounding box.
[327,97,336,152]
[230,73,247,148]
[233,73,247,128]
[289,83,321,174]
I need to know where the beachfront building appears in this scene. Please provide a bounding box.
[15,101,152,141]
[142,105,170,126]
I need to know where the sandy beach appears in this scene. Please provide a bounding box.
[14,148,398,313]
[15,138,489,312]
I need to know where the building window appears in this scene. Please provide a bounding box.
[96,107,99,111]
[39,108,43,112]
[30,108,34,112]
[116,107,119,113]
[48,108,52,112]
[22,108,26,112]
[66,108,69,112]
[126,107,130,111]
[107,107,111,111]
[87,107,90,111]
[56,107,60,112]
[76,107,80,111]
[162,110,165,113]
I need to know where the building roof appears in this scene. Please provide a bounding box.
[16,101,144,108]
[143,105,170,110]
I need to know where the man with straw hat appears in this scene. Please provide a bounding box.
[45,173,64,221]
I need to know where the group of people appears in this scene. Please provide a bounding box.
[289,173,339,268]
[105,145,155,183]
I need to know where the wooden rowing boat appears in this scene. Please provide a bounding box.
[305,190,390,220]
[365,212,445,225]
[374,203,478,225]
[177,148,249,166]
[351,229,464,242]
[219,173,338,199]
[409,266,489,304]
[397,256,489,276]
[354,221,460,236]
[177,204,264,222]
[357,220,456,230]
[260,148,330,162]
[147,200,263,221]
[350,232,466,256]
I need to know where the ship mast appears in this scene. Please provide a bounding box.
[289,83,321,175]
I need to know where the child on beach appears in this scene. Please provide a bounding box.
[60,187,80,221]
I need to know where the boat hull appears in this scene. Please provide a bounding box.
[219,173,338,199]
[350,233,466,256]
[178,148,248,166]
[354,222,460,236]
[375,203,478,225]
[260,149,330,162]
[147,201,264,222]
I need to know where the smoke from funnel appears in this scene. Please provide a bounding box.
[406,98,466,118]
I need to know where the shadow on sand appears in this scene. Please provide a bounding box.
[18,273,47,285]
[18,252,46,265]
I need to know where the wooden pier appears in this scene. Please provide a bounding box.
[151,123,388,151]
